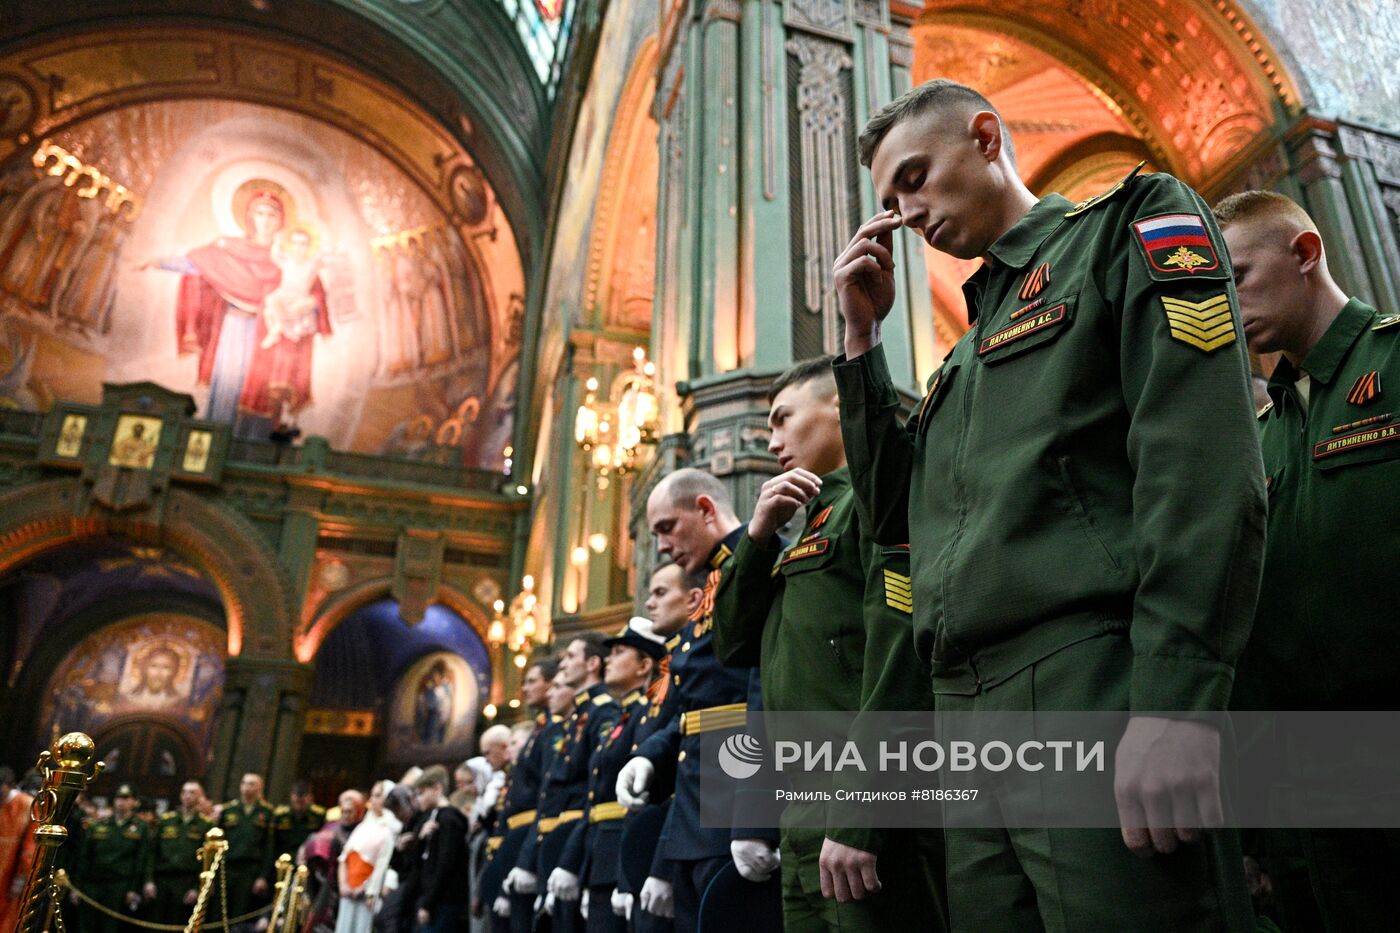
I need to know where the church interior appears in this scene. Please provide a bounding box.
[1,0,1397,807]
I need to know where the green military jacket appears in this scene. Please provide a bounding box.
[835,167,1266,712]
[76,814,150,891]
[714,466,932,852]
[1235,298,1400,709]
[216,799,274,871]
[272,803,325,862]
[148,809,215,882]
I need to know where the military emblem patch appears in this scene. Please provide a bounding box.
[1160,294,1236,353]
[1133,213,1221,277]
[1346,370,1382,406]
[1019,262,1051,301]
[883,569,913,614]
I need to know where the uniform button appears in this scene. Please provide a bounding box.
[678,751,687,762]
[681,642,690,652]
[673,675,680,685]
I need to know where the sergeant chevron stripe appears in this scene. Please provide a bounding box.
[1160,293,1237,352]
[883,568,913,614]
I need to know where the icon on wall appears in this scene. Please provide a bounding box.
[56,413,87,458]
[108,414,162,469]
[182,430,212,473]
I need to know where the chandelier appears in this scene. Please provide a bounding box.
[489,574,545,670]
[573,347,659,487]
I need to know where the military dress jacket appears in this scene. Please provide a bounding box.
[216,800,274,872]
[1236,298,1400,710]
[713,466,930,853]
[76,815,150,890]
[557,689,647,886]
[271,803,325,864]
[147,810,215,883]
[516,683,619,876]
[834,167,1266,713]
[634,526,755,862]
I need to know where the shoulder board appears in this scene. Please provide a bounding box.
[666,635,681,652]
[221,800,237,808]
[592,694,613,706]
[310,804,326,815]
[1257,401,1274,419]
[1373,314,1400,332]
[160,810,178,820]
[1065,161,1147,218]
[273,805,290,814]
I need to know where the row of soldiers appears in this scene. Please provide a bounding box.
[66,775,326,931]
[485,75,1394,933]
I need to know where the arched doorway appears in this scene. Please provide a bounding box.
[300,597,492,800]
[911,0,1302,356]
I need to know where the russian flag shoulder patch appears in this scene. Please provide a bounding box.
[1132,213,1227,281]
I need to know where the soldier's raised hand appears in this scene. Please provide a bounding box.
[749,469,823,546]
[834,210,903,358]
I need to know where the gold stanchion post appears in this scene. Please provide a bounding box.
[14,733,104,933]
[265,855,293,933]
[181,828,228,933]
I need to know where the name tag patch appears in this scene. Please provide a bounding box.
[782,539,829,564]
[1313,423,1400,461]
[979,303,1067,356]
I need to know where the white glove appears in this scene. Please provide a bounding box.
[503,867,537,895]
[731,838,781,882]
[532,894,543,914]
[610,889,633,920]
[547,868,580,901]
[639,876,673,919]
[491,896,511,918]
[617,757,655,810]
[543,892,556,916]
[580,889,589,920]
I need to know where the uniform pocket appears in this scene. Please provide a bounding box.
[778,535,839,575]
[1055,454,1122,573]
[913,363,959,438]
[1311,420,1400,471]
[977,296,1076,365]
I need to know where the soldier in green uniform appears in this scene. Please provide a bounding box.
[712,356,948,933]
[216,773,274,924]
[1214,189,1400,930]
[143,781,215,926]
[831,79,1265,931]
[272,780,325,865]
[74,784,150,933]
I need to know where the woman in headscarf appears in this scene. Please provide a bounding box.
[334,781,402,933]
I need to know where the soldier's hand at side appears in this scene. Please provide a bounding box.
[143,882,157,900]
[834,210,903,359]
[610,889,632,919]
[730,838,780,882]
[749,469,822,546]
[638,877,672,919]
[183,889,197,906]
[1114,715,1223,857]
[416,908,430,927]
[819,837,880,902]
[491,895,511,918]
[546,868,579,901]
[252,877,269,896]
[616,757,654,810]
[579,889,589,920]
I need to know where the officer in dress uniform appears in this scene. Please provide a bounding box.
[216,773,275,924]
[73,784,149,933]
[712,356,949,932]
[271,780,325,865]
[505,636,620,933]
[615,469,776,933]
[610,562,703,932]
[142,781,214,925]
[483,657,559,932]
[1215,190,1400,931]
[832,79,1264,931]
[548,618,666,933]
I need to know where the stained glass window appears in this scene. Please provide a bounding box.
[497,0,575,94]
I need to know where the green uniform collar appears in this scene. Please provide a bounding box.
[1269,298,1375,400]
[985,194,1074,272]
[814,465,850,507]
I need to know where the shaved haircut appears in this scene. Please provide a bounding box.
[769,355,837,403]
[1213,190,1318,234]
[653,467,735,514]
[858,78,1014,168]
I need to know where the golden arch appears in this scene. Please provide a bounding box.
[0,479,294,658]
[296,576,491,664]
